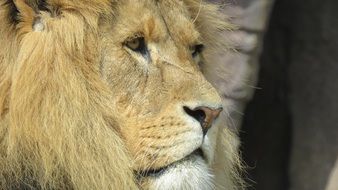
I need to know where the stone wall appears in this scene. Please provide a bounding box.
[210,0,338,189]
[220,0,338,190]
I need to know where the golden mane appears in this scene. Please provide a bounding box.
[0,0,241,189]
[0,0,138,189]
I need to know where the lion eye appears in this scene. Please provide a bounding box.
[125,37,147,54]
[191,44,205,57]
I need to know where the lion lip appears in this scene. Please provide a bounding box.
[136,148,204,178]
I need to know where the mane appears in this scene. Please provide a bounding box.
[0,0,241,189]
[0,1,137,189]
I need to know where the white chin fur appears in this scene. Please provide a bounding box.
[148,156,214,190]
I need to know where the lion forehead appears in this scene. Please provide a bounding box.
[110,0,200,47]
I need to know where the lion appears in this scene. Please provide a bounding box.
[0,0,242,189]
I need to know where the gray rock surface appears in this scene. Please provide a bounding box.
[210,1,338,190]
[287,1,338,189]
[238,0,338,190]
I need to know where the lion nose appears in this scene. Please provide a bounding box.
[183,106,223,136]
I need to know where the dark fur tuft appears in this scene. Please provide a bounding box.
[2,0,49,24]
[4,0,19,23]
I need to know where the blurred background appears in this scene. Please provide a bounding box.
[208,0,338,189]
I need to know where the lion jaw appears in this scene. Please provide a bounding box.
[139,137,216,190]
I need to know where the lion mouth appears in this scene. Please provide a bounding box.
[136,148,204,178]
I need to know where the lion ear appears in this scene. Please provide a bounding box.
[6,0,48,24]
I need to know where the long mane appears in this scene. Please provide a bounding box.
[0,1,137,189]
[0,0,241,189]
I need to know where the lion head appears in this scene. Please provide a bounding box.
[0,0,242,189]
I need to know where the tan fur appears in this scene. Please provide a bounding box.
[0,0,242,189]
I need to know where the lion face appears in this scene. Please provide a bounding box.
[0,0,238,189]
[100,1,222,188]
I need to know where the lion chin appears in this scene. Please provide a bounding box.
[141,150,214,190]
[0,0,242,189]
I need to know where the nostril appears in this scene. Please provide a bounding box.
[183,106,206,126]
[183,106,223,136]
